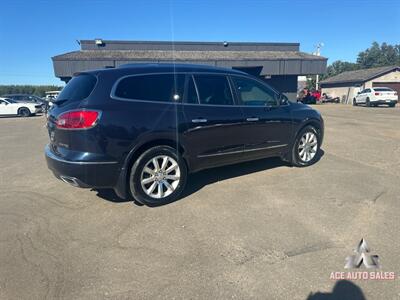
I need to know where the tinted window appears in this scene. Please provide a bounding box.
[232,76,278,106]
[115,74,185,102]
[57,74,97,102]
[185,76,199,104]
[365,89,371,93]
[193,75,233,105]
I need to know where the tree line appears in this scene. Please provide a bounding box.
[322,42,400,80]
[0,85,63,98]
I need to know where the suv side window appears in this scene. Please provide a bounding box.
[365,89,371,93]
[114,74,185,102]
[231,76,278,106]
[193,74,234,106]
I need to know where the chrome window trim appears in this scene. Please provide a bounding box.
[110,71,290,108]
[110,72,230,103]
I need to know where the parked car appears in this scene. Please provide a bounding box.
[2,94,47,112]
[0,97,42,117]
[45,64,324,206]
[353,87,398,107]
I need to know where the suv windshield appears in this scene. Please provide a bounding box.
[56,74,97,102]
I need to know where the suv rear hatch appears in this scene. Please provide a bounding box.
[47,73,100,159]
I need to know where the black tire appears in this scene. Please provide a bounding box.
[353,98,357,106]
[290,125,321,167]
[129,146,187,206]
[366,98,371,107]
[18,107,31,117]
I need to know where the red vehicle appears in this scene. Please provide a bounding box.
[311,90,321,101]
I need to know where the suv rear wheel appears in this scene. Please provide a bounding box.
[129,146,187,206]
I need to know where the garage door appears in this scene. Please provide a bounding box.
[372,82,400,95]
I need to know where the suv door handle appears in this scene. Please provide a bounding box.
[246,117,259,122]
[192,118,208,123]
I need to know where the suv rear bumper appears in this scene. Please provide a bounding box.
[45,144,120,189]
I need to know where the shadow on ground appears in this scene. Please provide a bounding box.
[181,156,289,198]
[94,150,324,206]
[307,280,366,300]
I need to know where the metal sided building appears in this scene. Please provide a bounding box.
[52,40,327,100]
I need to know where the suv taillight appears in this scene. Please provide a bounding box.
[374,92,380,96]
[56,110,101,129]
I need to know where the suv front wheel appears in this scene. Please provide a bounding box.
[129,146,187,206]
[290,126,320,167]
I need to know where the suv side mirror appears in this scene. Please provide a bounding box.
[357,92,361,95]
[279,94,289,105]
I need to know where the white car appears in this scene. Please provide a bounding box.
[353,87,398,107]
[0,97,41,117]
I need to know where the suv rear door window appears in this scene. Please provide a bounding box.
[114,74,185,102]
[57,74,97,102]
[193,75,233,106]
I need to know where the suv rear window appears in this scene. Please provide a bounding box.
[114,74,185,102]
[57,74,97,102]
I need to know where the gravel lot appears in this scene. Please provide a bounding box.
[0,105,399,300]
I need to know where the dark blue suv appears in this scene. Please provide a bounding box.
[45,64,324,205]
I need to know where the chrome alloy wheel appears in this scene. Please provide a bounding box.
[298,132,318,162]
[140,155,181,199]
